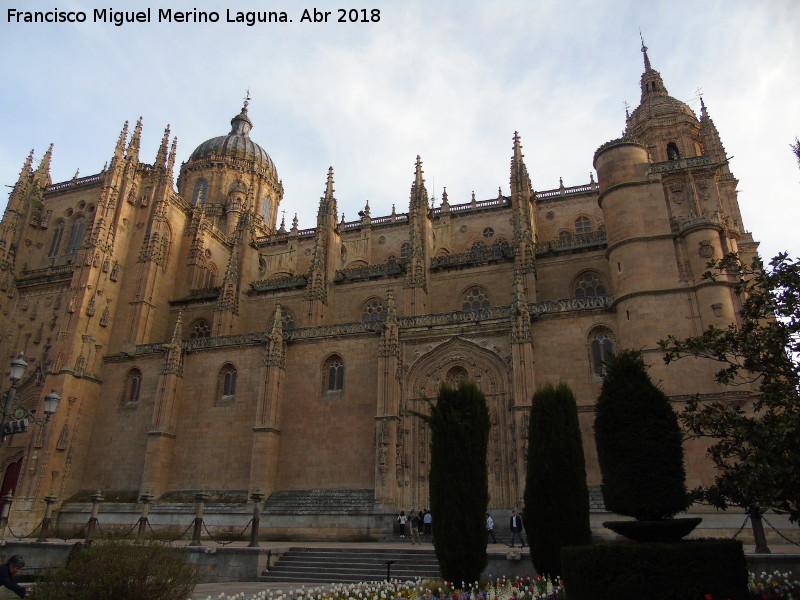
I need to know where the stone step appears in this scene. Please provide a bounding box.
[264,489,376,515]
[260,546,441,584]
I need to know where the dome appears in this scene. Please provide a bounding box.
[188,104,277,175]
[626,91,698,137]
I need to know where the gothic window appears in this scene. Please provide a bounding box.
[65,216,86,254]
[575,216,592,234]
[192,180,208,206]
[261,196,271,222]
[574,271,607,299]
[471,240,487,251]
[482,227,495,239]
[589,328,615,377]
[281,309,295,331]
[462,286,490,312]
[204,263,218,288]
[400,242,410,262]
[558,230,571,239]
[217,363,237,401]
[189,318,211,339]
[491,239,510,254]
[446,366,469,387]
[122,368,142,405]
[323,355,345,393]
[667,142,681,161]
[362,298,385,322]
[48,221,65,258]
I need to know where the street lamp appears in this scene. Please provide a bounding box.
[1,352,61,441]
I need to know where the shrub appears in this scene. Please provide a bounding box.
[594,349,688,520]
[524,381,591,577]
[422,380,490,584]
[561,539,748,600]
[34,538,196,600]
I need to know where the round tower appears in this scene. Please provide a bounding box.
[177,99,283,233]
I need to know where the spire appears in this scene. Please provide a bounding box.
[155,125,170,167]
[166,136,178,179]
[317,166,337,222]
[510,132,532,197]
[115,120,129,157]
[409,156,429,211]
[33,144,54,187]
[637,39,668,102]
[20,149,35,178]
[126,117,143,160]
[699,96,728,163]
[640,31,651,71]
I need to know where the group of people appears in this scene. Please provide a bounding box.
[396,509,432,544]
[486,509,526,547]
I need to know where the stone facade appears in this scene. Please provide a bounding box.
[0,46,759,534]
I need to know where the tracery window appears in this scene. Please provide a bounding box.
[574,271,606,299]
[462,286,490,312]
[446,366,469,387]
[491,239,510,254]
[204,263,218,288]
[362,298,385,322]
[281,309,295,331]
[558,230,571,239]
[589,328,614,377]
[323,355,345,393]
[400,242,410,262]
[189,318,211,339]
[575,216,592,234]
[48,221,65,258]
[482,227,495,239]
[122,368,142,405]
[192,180,208,206]
[218,363,237,401]
[65,216,86,255]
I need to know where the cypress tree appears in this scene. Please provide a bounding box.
[594,349,688,520]
[523,381,592,578]
[424,380,490,584]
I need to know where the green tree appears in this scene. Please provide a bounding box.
[524,381,592,577]
[594,349,689,520]
[417,380,490,584]
[660,252,800,551]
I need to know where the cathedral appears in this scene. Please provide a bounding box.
[0,45,759,537]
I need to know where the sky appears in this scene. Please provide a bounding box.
[1,0,798,261]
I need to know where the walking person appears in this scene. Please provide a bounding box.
[486,513,498,544]
[508,509,526,548]
[0,555,29,598]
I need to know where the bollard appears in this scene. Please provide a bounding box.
[85,490,104,542]
[189,492,209,546]
[137,491,154,541]
[37,492,58,542]
[0,491,13,539]
[248,490,265,547]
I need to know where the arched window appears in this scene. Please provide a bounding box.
[362,298,385,322]
[48,221,65,258]
[192,180,208,206]
[281,309,295,331]
[218,363,237,401]
[462,286,490,312]
[189,318,211,339]
[204,263,218,288]
[122,368,142,405]
[323,355,345,393]
[261,196,271,222]
[574,271,607,299]
[589,328,614,377]
[400,242,410,262]
[471,240,487,251]
[574,216,592,234]
[492,239,510,254]
[65,216,86,254]
[446,366,469,387]
[558,230,571,239]
[667,142,680,161]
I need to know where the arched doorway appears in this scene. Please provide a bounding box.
[399,337,514,510]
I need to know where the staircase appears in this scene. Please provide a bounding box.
[259,547,441,584]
